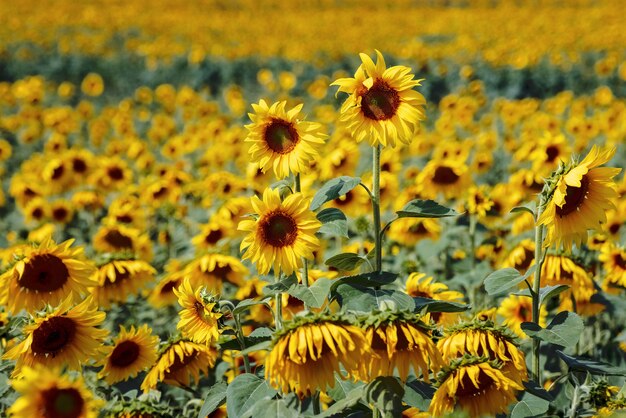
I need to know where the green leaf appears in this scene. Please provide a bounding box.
[329,271,398,296]
[335,284,414,312]
[396,199,458,219]
[263,274,298,296]
[484,266,535,295]
[240,398,300,418]
[317,386,364,418]
[288,278,333,308]
[238,340,271,357]
[365,376,405,416]
[269,179,293,191]
[402,377,435,410]
[521,311,584,347]
[556,350,626,376]
[327,375,362,401]
[523,380,555,402]
[324,252,364,271]
[510,205,536,217]
[233,298,271,315]
[311,176,361,211]
[413,297,470,314]
[198,381,228,418]
[248,327,273,338]
[219,334,271,351]
[317,208,349,238]
[511,392,550,418]
[515,284,570,306]
[226,374,277,418]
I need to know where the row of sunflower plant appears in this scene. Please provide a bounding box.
[0,49,624,418]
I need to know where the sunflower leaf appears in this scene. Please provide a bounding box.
[226,374,277,418]
[511,392,550,418]
[262,274,298,296]
[198,381,228,418]
[311,176,361,211]
[396,199,458,218]
[329,271,398,295]
[403,377,435,410]
[364,376,405,416]
[521,311,584,347]
[484,266,535,295]
[556,350,626,376]
[324,252,365,271]
[316,386,365,418]
[413,297,470,314]
[523,380,555,402]
[515,284,570,306]
[334,284,414,312]
[240,398,301,418]
[233,298,271,315]
[510,205,536,217]
[288,278,334,308]
[317,207,349,238]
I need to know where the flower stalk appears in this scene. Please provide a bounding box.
[372,144,382,272]
[532,196,546,384]
[295,173,310,297]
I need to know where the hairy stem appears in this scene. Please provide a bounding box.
[532,198,546,384]
[372,145,382,273]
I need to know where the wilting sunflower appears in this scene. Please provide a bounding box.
[141,339,217,392]
[239,188,321,276]
[91,257,156,308]
[4,297,108,376]
[600,245,626,289]
[8,365,102,418]
[98,324,159,384]
[406,273,465,325]
[265,315,370,397]
[430,357,523,418]
[5,237,97,313]
[538,146,621,249]
[497,294,548,339]
[360,311,443,382]
[173,278,223,345]
[331,50,426,148]
[245,99,326,179]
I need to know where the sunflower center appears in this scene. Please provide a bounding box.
[52,207,69,222]
[205,230,223,245]
[456,369,494,397]
[211,265,233,281]
[107,167,124,181]
[32,316,76,355]
[72,158,87,173]
[264,119,299,154]
[19,254,69,292]
[545,145,560,163]
[109,340,140,368]
[51,165,65,181]
[556,175,589,218]
[42,387,84,418]
[409,222,428,235]
[432,166,460,185]
[614,253,626,270]
[518,305,530,320]
[609,222,621,235]
[515,248,535,272]
[103,230,133,249]
[260,212,298,247]
[105,270,130,286]
[360,80,400,121]
[161,279,181,295]
[116,214,133,224]
[334,190,354,206]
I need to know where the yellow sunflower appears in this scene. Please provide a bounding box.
[91,258,156,308]
[147,259,186,308]
[141,339,217,392]
[4,297,108,376]
[8,365,102,418]
[331,50,426,148]
[416,158,471,200]
[430,358,523,418]
[191,217,235,251]
[245,99,326,179]
[173,278,223,345]
[98,324,159,384]
[183,253,248,292]
[265,316,370,397]
[600,245,626,289]
[6,237,97,314]
[497,295,548,339]
[388,218,441,247]
[239,188,321,275]
[92,224,153,261]
[502,238,535,275]
[538,146,621,250]
[405,273,465,325]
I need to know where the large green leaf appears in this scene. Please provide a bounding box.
[311,176,361,211]
[233,298,271,315]
[287,278,333,308]
[484,266,535,295]
[515,284,570,306]
[335,284,414,312]
[226,374,277,418]
[198,381,227,418]
[317,208,349,238]
[396,199,458,218]
[521,311,583,348]
[317,386,364,418]
[413,297,469,314]
[557,350,626,376]
[329,271,398,296]
[365,376,405,417]
[324,252,365,271]
[327,375,363,401]
[240,398,300,418]
[510,392,550,418]
[263,274,298,296]
[402,378,435,410]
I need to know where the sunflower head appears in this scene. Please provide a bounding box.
[173,278,223,345]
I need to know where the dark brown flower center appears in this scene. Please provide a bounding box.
[32,207,44,220]
[42,387,85,418]
[116,214,133,224]
[545,145,560,163]
[204,230,223,245]
[334,190,354,206]
[515,247,535,272]
[103,230,133,249]
[264,119,299,154]
[211,265,233,281]
[52,207,69,222]
[72,158,87,174]
[107,166,124,181]
[614,253,626,270]
[32,316,76,355]
[609,222,621,235]
[556,175,589,218]
[51,165,65,181]
[19,254,69,292]
[432,166,460,185]
[260,212,298,247]
[161,279,181,295]
[456,369,495,397]
[104,269,130,286]
[109,340,140,368]
[409,222,428,235]
[360,80,400,121]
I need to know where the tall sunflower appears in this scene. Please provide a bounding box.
[8,366,102,418]
[245,100,326,179]
[141,339,217,392]
[98,324,159,384]
[4,297,108,376]
[91,257,156,308]
[173,278,223,345]
[538,146,621,250]
[239,188,321,275]
[331,50,426,148]
[6,237,97,314]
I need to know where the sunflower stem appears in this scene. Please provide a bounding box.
[372,144,382,273]
[220,301,251,374]
[294,174,310,301]
[275,272,283,330]
[532,197,546,385]
[468,214,478,307]
[312,392,321,414]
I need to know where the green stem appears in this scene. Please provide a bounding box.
[275,271,283,330]
[568,383,580,418]
[468,214,478,307]
[532,198,546,384]
[220,301,251,374]
[312,392,321,415]
[295,174,310,297]
[372,145,382,273]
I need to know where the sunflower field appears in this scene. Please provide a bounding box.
[1,0,626,417]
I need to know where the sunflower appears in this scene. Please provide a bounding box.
[98,325,159,384]
[8,365,102,418]
[50,199,75,224]
[191,217,235,251]
[361,311,444,382]
[265,315,370,397]
[6,237,97,314]
[502,238,535,275]
[416,158,471,200]
[148,259,187,308]
[497,295,547,339]
[173,278,223,345]
[538,146,621,250]
[23,196,50,224]
[4,297,108,376]
[245,99,326,179]
[405,273,465,325]
[93,224,153,261]
[600,245,626,289]
[430,357,523,418]
[141,339,217,392]
[465,185,494,218]
[91,258,156,308]
[184,253,248,292]
[331,50,425,148]
[327,185,370,218]
[239,188,321,276]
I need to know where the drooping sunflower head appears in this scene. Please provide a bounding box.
[173,278,223,345]
[9,365,102,418]
[245,99,326,179]
[331,50,426,148]
[538,146,621,250]
[239,188,321,275]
